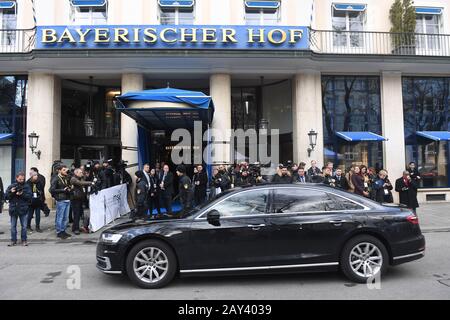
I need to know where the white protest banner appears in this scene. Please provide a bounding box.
[89,184,130,232]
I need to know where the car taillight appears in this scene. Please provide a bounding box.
[406,214,419,225]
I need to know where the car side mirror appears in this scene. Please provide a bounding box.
[206,209,221,226]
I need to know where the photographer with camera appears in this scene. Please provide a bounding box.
[70,168,95,234]
[26,172,45,233]
[213,165,232,192]
[193,164,208,205]
[99,160,115,190]
[49,165,72,239]
[5,172,32,246]
[29,167,51,217]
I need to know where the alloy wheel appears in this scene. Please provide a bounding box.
[349,242,383,278]
[133,247,169,283]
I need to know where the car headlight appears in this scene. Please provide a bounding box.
[101,233,123,244]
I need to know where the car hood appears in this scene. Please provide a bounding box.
[103,215,191,233]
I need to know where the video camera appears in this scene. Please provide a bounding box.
[12,183,24,194]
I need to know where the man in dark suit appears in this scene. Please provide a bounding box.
[395,171,419,213]
[193,164,208,205]
[295,168,311,183]
[159,164,174,215]
[333,168,349,190]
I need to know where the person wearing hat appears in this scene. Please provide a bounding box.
[176,165,193,215]
[132,170,148,220]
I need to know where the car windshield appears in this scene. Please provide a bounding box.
[179,189,237,218]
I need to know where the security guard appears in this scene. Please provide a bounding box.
[176,165,193,215]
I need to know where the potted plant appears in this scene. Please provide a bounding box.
[390,0,416,54]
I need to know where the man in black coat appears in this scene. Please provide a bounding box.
[132,171,148,220]
[193,164,208,205]
[159,164,174,215]
[332,168,349,190]
[395,171,419,213]
[26,173,45,232]
[6,172,32,246]
[272,166,293,184]
[0,175,4,214]
[176,165,194,215]
[407,162,421,183]
[30,167,50,216]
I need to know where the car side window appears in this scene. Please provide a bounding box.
[272,189,333,213]
[327,194,365,211]
[209,190,269,217]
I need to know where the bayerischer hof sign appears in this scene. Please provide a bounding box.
[37,25,309,50]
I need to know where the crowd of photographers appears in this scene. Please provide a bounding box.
[1,157,421,246]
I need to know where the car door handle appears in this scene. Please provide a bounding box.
[329,220,346,226]
[247,224,265,230]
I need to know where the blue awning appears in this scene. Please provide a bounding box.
[71,0,106,7]
[158,0,194,8]
[416,131,450,141]
[415,7,442,15]
[245,1,280,9]
[0,1,15,9]
[336,131,387,142]
[115,87,214,130]
[0,133,14,141]
[333,3,366,11]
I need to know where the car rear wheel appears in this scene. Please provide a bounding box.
[340,235,388,283]
[126,239,177,289]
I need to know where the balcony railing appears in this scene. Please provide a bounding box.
[0,28,35,53]
[310,29,450,56]
[1,27,450,57]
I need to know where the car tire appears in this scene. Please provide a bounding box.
[126,239,177,289]
[340,235,389,283]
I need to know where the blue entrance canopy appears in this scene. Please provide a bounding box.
[336,131,387,142]
[0,1,15,9]
[0,133,14,141]
[115,87,214,130]
[416,131,450,141]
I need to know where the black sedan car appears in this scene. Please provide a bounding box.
[96,184,425,289]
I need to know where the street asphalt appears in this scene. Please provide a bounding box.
[0,227,449,300]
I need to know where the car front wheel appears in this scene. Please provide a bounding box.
[340,235,389,283]
[126,239,177,289]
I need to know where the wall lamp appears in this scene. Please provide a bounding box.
[307,129,318,157]
[28,131,41,160]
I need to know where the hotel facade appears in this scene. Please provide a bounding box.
[0,0,450,203]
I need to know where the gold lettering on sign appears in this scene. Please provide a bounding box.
[94,28,110,42]
[161,28,177,43]
[75,28,91,43]
[248,29,265,43]
[289,29,303,44]
[143,28,157,43]
[114,28,130,43]
[58,28,76,43]
[132,28,141,43]
[267,29,286,44]
[180,28,197,43]
[222,28,237,43]
[41,28,57,43]
[202,28,217,43]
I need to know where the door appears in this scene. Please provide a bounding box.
[266,187,364,265]
[186,189,272,270]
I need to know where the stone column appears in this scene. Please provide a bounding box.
[26,72,61,204]
[209,74,232,165]
[121,73,144,170]
[292,71,324,166]
[381,71,406,203]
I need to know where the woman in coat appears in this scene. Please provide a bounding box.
[372,170,394,203]
[351,166,369,197]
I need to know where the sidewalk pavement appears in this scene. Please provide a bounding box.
[0,203,449,242]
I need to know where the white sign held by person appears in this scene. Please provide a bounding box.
[89,184,130,232]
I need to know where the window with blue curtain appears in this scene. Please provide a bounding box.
[403,77,450,188]
[322,75,383,172]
